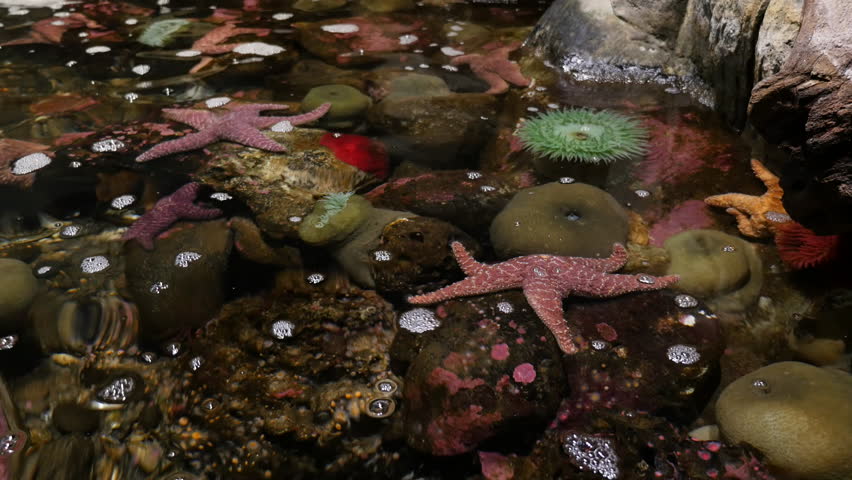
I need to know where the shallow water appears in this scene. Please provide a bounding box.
[0,0,850,479]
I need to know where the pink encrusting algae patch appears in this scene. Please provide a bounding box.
[427,367,485,395]
[479,451,515,480]
[512,363,536,384]
[490,343,510,361]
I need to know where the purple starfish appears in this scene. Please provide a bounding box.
[136,102,332,162]
[409,242,679,354]
[123,183,222,250]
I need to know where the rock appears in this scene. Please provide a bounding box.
[299,193,373,246]
[124,220,232,339]
[330,207,412,288]
[530,0,803,127]
[397,292,567,456]
[489,182,630,259]
[294,0,346,12]
[612,0,688,44]
[370,216,479,294]
[195,128,374,239]
[716,361,852,479]
[367,93,498,169]
[562,290,723,418]
[749,0,852,234]
[664,229,763,312]
[0,258,38,323]
[365,169,536,237]
[754,0,804,81]
[301,84,372,128]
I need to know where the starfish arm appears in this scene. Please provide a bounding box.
[572,272,680,298]
[704,193,760,213]
[218,126,287,152]
[751,159,780,191]
[474,69,511,95]
[182,204,223,219]
[163,109,215,130]
[573,244,628,273]
[408,272,516,304]
[450,241,487,276]
[135,130,217,162]
[521,277,581,354]
[256,103,333,129]
[122,212,176,250]
[725,207,762,237]
[499,64,530,88]
[231,103,290,116]
[169,182,202,203]
[449,54,480,66]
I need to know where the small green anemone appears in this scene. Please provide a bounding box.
[516,109,648,164]
[299,192,372,246]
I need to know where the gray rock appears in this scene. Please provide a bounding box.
[754,0,804,81]
[612,0,688,44]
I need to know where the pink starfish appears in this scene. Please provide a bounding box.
[135,102,331,162]
[409,242,679,354]
[123,183,222,250]
[450,44,530,95]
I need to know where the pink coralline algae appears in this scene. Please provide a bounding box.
[479,451,515,480]
[648,200,716,246]
[635,115,736,186]
[409,242,679,354]
[426,405,503,456]
[122,183,222,250]
[512,363,536,384]
[427,367,485,395]
[490,343,510,361]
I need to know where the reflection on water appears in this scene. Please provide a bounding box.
[0,0,850,479]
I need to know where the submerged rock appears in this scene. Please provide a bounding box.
[0,258,38,324]
[397,292,566,456]
[125,220,232,339]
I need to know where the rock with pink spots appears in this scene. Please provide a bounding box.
[396,291,565,456]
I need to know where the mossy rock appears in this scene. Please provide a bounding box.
[294,0,347,12]
[0,258,38,321]
[302,84,372,128]
[299,194,373,246]
[359,0,414,12]
[664,229,762,312]
[384,73,451,102]
[489,182,629,258]
[716,362,852,480]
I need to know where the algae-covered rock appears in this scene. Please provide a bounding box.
[302,84,372,128]
[0,258,39,321]
[294,0,347,12]
[664,229,762,312]
[299,193,372,246]
[716,361,852,480]
[359,0,414,13]
[489,182,630,259]
[331,207,413,287]
[382,73,451,102]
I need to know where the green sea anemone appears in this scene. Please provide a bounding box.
[516,109,648,164]
[299,192,373,246]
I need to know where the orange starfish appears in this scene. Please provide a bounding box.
[704,159,790,238]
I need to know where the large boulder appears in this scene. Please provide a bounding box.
[749,0,852,234]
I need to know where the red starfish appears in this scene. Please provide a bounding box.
[122,183,222,250]
[135,102,331,162]
[450,44,530,94]
[409,242,679,354]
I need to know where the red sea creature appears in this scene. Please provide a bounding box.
[319,133,389,179]
[29,93,98,116]
[774,221,841,269]
[188,23,271,73]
